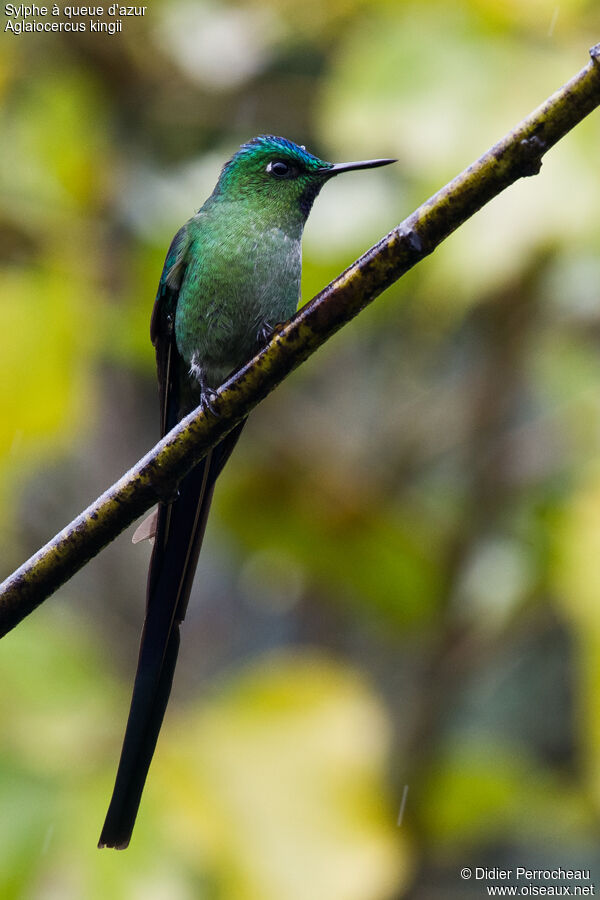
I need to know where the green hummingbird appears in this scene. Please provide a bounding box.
[98,135,395,849]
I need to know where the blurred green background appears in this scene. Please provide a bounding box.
[1,1,600,897]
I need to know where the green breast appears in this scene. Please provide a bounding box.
[175,205,302,388]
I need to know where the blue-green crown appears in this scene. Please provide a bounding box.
[239,135,324,166]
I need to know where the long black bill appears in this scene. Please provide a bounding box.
[317,157,396,177]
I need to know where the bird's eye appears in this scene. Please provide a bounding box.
[266,160,293,178]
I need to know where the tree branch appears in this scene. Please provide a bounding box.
[1,44,599,638]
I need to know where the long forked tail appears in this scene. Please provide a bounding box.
[99,422,245,849]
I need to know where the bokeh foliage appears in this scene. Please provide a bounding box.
[1,1,600,897]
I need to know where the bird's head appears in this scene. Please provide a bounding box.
[212,135,395,224]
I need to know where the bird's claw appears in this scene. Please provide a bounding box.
[200,388,221,417]
[258,320,282,346]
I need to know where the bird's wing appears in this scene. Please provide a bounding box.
[129,226,189,547]
[151,224,190,438]
[99,226,245,849]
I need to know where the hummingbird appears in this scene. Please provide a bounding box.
[98,135,395,849]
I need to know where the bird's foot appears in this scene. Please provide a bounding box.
[190,353,220,419]
[200,386,221,417]
[258,320,282,347]
[259,322,274,344]
[191,355,221,417]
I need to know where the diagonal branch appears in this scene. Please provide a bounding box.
[1,44,599,638]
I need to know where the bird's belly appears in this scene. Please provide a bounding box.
[176,231,301,388]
